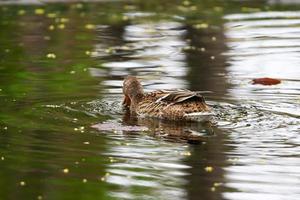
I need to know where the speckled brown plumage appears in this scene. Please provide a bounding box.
[123,76,212,121]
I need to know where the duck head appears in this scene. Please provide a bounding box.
[123,76,144,112]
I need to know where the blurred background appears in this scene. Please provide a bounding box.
[0,0,299,200]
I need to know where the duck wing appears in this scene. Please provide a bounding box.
[155,89,206,104]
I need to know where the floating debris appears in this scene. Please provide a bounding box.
[194,23,209,29]
[210,187,216,192]
[182,46,196,51]
[190,6,197,11]
[100,172,110,181]
[252,77,281,85]
[124,5,136,10]
[227,158,239,163]
[82,179,87,183]
[20,181,26,186]
[83,141,90,145]
[48,25,55,31]
[122,16,129,21]
[109,157,117,163]
[37,195,43,200]
[89,51,98,57]
[213,182,223,187]
[204,166,214,172]
[44,104,60,108]
[58,24,65,29]
[1,156,4,160]
[46,53,56,59]
[105,47,115,54]
[47,13,57,18]
[18,10,26,15]
[35,8,45,15]
[183,0,191,6]
[180,151,191,156]
[63,168,69,174]
[85,24,96,30]
[60,18,69,23]
[214,6,223,12]
[75,3,83,9]
[74,126,85,132]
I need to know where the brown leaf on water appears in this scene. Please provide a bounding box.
[252,77,281,85]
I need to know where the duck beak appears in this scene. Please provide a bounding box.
[122,95,131,108]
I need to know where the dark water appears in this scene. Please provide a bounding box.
[0,1,300,200]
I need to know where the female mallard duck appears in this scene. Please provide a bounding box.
[123,76,212,121]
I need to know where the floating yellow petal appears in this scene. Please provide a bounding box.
[194,23,209,29]
[47,13,57,18]
[204,166,214,172]
[35,8,45,15]
[20,181,26,186]
[213,182,222,187]
[85,24,96,30]
[76,3,83,9]
[180,151,191,156]
[60,18,69,23]
[46,53,56,59]
[183,1,191,6]
[48,25,55,31]
[18,10,26,15]
[58,24,65,29]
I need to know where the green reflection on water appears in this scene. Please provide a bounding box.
[1,1,300,200]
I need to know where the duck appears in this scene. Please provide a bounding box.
[122,76,212,121]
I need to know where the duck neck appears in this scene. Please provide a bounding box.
[131,93,144,106]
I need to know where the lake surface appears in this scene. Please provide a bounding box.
[0,0,300,200]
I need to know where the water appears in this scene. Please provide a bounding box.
[0,1,300,200]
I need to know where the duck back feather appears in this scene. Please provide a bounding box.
[155,89,205,104]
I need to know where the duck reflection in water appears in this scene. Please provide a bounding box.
[122,109,215,144]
